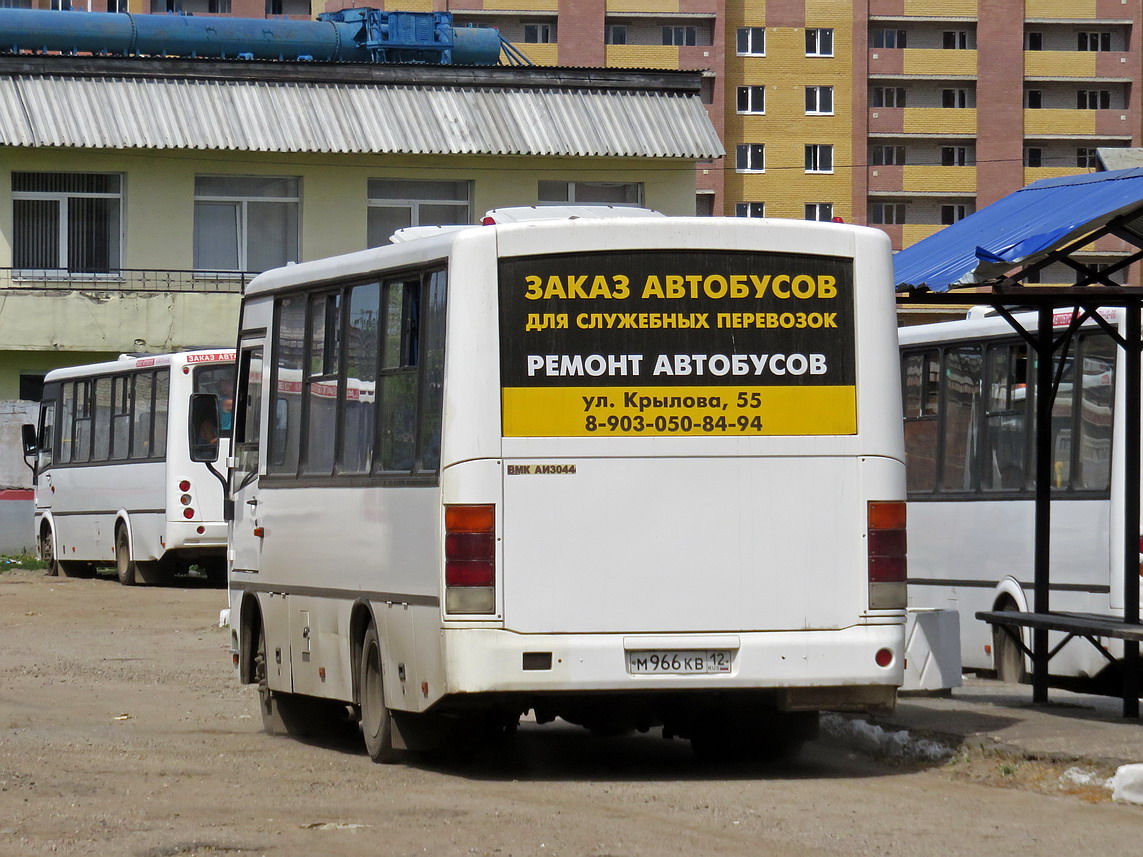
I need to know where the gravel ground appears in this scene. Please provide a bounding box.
[1,566,1139,857]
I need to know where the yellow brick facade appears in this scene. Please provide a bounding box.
[607,0,681,11]
[903,49,977,76]
[606,46,681,68]
[902,166,976,194]
[905,0,977,15]
[1025,0,1098,18]
[724,3,854,222]
[1024,52,1098,78]
[1024,109,1097,136]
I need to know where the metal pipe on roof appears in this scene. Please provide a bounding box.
[0,7,512,66]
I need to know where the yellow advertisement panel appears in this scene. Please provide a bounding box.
[503,385,857,437]
[498,249,856,438]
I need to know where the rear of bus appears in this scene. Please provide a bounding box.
[162,351,234,578]
[437,216,906,749]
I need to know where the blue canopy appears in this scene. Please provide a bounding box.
[893,168,1143,291]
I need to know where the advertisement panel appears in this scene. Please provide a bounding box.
[499,249,856,437]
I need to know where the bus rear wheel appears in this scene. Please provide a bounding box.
[359,624,399,763]
[993,599,1028,684]
[115,526,166,586]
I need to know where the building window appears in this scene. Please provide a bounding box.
[1026,89,1043,109]
[736,144,766,173]
[700,76,715,104]
[942,89,973,108]
[662,26,697,46]
[265,0,308,13]
[805,144,834,174]
[695,194,714,217]
[1077,90,1112,109]
[605,24,627,45]
[805,85,834,115]
[805,203,834,221]
[872,87,906,107]
[1,0,35,7]
[805,28,834,56]
[19,373,45,402]
[1025,31,1043,50]
[366,179,471,247]
[737,26,765,56]
[12,172,122,273]
[941,204,969,224]
[1078,32,1112,51]
[871,145,906,165]
[736,202,766,218]
[1077,148,1099,168]
[871,29,906,49]
[942,31,971,49]
[870,203,907,224]
[1025,147,1043,167]
[538,181,643,206]
[941,146,972,166]
[193,175,299,273]
[737,85,765,114]
[524,23,555,44]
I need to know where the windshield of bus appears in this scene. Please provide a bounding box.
[194,365,236,439]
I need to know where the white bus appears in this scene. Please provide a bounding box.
[223,209,906,761]
[24,350,235,586]
[900,308,1133,687]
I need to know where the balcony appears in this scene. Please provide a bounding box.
[605,45,680,68]
[895,107,977,134]
[903,48,977,76]
[1024,51,1099,79]
[516,43,559,66]
[0,268,251,293]
[868,165,976,194]
[1023,166,1089,184]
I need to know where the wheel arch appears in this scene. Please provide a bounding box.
[38,511,56,552]
[114,511,133,551]
[992,577,1029,613]
[349,600,378,706]
[238,591,264,685]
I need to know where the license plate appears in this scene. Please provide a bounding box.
[626,650,733,675]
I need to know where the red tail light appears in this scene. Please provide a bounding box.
[445,504,496,614]
[868,501,906,609]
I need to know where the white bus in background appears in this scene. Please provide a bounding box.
[23,350,235,586]
[222,208,907,762]
[900,308,1133,687]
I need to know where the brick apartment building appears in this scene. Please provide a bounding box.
[15,1,1142,262]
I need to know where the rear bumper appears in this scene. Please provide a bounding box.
[164,520,227,551]
[442,623,904,701]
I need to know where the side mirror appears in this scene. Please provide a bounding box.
[21,424,38,457]
[189,393,220,463]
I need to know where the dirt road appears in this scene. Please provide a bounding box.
[0,567,1138,857]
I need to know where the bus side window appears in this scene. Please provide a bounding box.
[269,295,305,475]
[37,397,56,470]
[73,380,93,464]
[132,372,154,459]
[110,374,132,460]
[59,382,74,465]
[1074,333,1115,491]
[234,345,264,474]
[982,343,1029,492]
[93,376,112,462]
[940,346,982,492]
[902,350,939,493]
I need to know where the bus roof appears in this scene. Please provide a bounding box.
[245,214,891,299]
[44,349,235,382]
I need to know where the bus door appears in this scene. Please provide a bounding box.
[32,386,58,513]
[230,340,264,575]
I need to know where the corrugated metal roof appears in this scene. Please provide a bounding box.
[894,168,1143,290]
[0,70,724,158]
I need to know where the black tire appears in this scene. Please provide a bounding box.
[40,528,60,577]
[993,600,1028,684]
[115,526,168,586]
[359,624,400,763]
[115,526,138,586]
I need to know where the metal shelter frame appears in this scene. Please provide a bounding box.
[897,208,1143,718]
